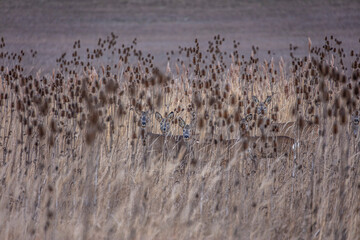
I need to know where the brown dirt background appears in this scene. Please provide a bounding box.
[1,0,359,72]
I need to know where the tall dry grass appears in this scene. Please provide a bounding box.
[0,34,359,239]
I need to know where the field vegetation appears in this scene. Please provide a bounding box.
[0,34,359,239]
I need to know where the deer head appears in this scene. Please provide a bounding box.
[155,111,174,135]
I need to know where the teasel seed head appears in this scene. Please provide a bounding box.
[339,107,347,125]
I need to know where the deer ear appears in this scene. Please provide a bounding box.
[246,114,253,121]
[178,117,185,128]
[155,112,163,122]
[167,112,174,120]
[252,96,259,103]
[264,96,272,105]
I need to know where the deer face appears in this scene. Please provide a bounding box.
[133,108,151,129]
[178,117,191,141]
[139,111,149,129]
[253,96,272,117]
[351,111,360,137]
[155,112,174,135]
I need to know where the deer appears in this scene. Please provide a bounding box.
[132,109,179,166]
[268,119,319,141]
[143,111,198,163]
[351,110,360,138]
[253,96,272,118]
[175,112,298,170]
[215,133,298,170]
[155,111,174,136]
[215,111,299,170]
[349,110,360,151]
[252,95,273,135]
[144,111,178,159]
[133,110,197,170]
[251,95,319,141]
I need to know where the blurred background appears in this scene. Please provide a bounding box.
[1,0,359,72]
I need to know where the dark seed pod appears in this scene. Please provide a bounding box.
[339,107,347,125]
[332,123,338,135]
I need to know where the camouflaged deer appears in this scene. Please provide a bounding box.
[351,111,360,138]
[133,109,151,129]
[146,111,190,161]
[218,135,299,169]
[178,117,192,141]
[269,120,319,141]
[155,111,175,136]
[253,95,272,118]
[252,95,272,134]
[132,109,175,159]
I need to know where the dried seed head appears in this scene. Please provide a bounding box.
[38,124,46,139]
[314,115,319,124]
[48,134,55,147]
[223,110,229,120]
[156,94,163,108]
[231,95,236,105]
[332,123,338,135]
[85,129,96,145]
[219,134,224,142]
[298,117,304,129]
[352,71,359,81]
[209,97,216,106]
[105,78,118,93]
[50,119,57,133]
[89,111,99,125]
[229,124,234,133]
[99,90,107,105]
[225,84,230,92]
[27,126,33,136]
[327,108,332,117]
[194,93,202,109]
[198,117,205,129]
[39,100,50,116]
[322,91,329,103]
[234,111,240,122]
[340,75,346,83]
[354,86,359,96]
[339,107,347,125]
[341,88,350,101]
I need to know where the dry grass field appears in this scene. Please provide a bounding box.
[0,31,359,239]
